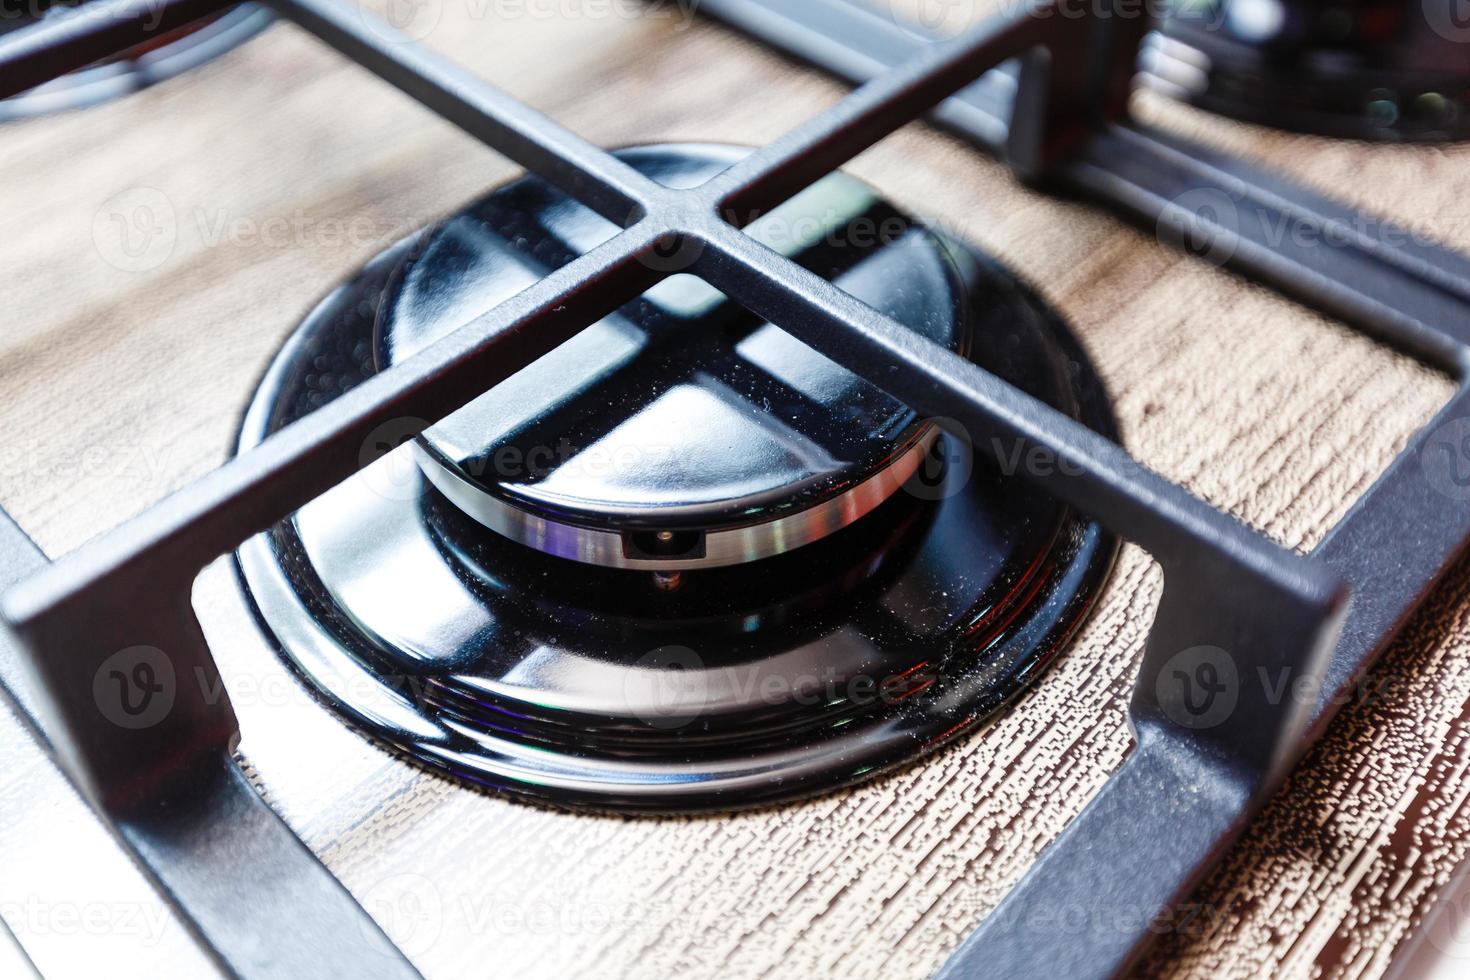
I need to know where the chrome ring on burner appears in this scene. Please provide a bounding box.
[415,426,940,571]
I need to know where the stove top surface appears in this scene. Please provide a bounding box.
[2,2,1470,979]
[233,140,1116,810]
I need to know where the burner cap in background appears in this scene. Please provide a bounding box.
[0,5,271,122]
[233,143,1119,811]
[1144,0,1470,141]
[377,145,970,570]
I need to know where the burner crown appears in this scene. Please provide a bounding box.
[377,144,974,569]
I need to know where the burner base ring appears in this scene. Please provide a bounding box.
[230,182,1119,813]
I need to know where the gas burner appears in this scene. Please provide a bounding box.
[233,144,1116,810]
[1145,0,1470,140]
[0,4,269,121]
[377,146,967,571]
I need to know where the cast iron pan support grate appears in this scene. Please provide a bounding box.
[3,0,1463,976]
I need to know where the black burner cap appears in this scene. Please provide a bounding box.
[377,145,971,569]
[233,144,1120,812]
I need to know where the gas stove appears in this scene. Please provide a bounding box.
[2,1,1470,978]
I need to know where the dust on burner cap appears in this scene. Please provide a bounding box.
[378,145,971,570]
[232,143,1120,812]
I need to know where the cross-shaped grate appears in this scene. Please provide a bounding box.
[5,1,1470,977]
